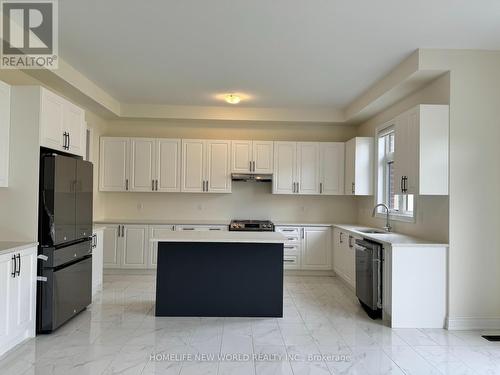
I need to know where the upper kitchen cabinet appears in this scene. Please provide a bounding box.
[344,137,374,196]
[40,88,86,157]
[99,137,130,191]
[231,140,273,174]
[394,105,449,195]
[99,137,181,192]
[319,142,345,195]
[274,141,342,195]
[181,139,231,193]
[0,81,10,187]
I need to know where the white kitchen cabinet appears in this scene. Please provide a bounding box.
[156,139,181,192]
[394,105,449,195]
[99,137,130,192]
[181,139,205,192]
[149,225,176,267]
[296,142,320,195]
[40,88,86,156]
[0,246,36,357]
[302,227,332,270]
[231,140,273,174]
[92,229,104,298]
[130,138,155,192]
[333,228,356,288]
[103,225,120,268]
[344,137,374,196]
[181,139,231,193]
[273,142,297,194]
[176,225,228,231]
[103,224,149,269]
[276,226,333,271]
[0,81,10,187]
[121,225,148,269]
[206,140,231,193]
[319,142,345,195]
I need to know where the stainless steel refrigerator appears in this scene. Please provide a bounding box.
[37,152,93,333]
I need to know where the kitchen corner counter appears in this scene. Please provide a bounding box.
[274,222,333,227]
[94,219,230,226]
[334,224,448,247]
[0,241,38,256]
[151,231,286,243]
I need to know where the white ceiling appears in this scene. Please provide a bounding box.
[59,0,500,110]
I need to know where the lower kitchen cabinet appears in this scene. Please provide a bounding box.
[92,228,104,298]
[102,224,149,269]
[333,228,358,288]
[149,225,176,267]
[276,226,332,271]
[0,246,37,356]
[302,227,332,270]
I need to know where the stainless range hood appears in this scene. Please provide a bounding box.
[231,173,273,182]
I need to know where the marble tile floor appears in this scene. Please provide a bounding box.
[1,274,500,375]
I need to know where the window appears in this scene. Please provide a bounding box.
[376,125,415,220]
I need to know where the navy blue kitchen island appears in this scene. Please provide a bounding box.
[152,231,286,317]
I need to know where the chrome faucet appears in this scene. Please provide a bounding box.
[372,203,392,232]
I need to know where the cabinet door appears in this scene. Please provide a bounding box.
[333,229,344,276]
[253,141,274,174]
[344,138,355,195]
[0,81,10,187]
[122,225,148,269]
[273,142,296,194]
[12,248,36,334]
[297,142,320,195]
[206,140,231,193]
[0,254,14,351]
[231,140,252,173]
[156,139,181,192]
[40,88,64,151]
[344,234,356,288]
[99,138,129,191]
[181,140,205,192]
[103,225,120,268]
[404,108,419,194]
[92,230,104,297]
[302,227,332,270]
[394,113,409,195]
[63,101,85,156]
[149,225,175,267]
[320,143,344,195]
[130,138,156,192]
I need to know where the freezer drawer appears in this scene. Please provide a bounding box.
[37,256,92,332]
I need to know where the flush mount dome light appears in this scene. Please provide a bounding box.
[224,94,241,104]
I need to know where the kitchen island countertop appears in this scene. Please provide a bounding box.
[150,231,286,244]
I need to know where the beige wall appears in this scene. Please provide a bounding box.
[355,73,450,243]
[420,50,500,327]
[100,120,358,223]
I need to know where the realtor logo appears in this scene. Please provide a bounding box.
[1,0,58,69]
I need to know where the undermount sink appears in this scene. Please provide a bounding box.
[356,228,387,234]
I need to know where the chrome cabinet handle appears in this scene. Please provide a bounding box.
[125,179,129,191]
[152,180,155,191]
[156,180,158,191]
[16,254,21,276]
[11,255,16,278]
[252,161,256,172]
[351,182,355,194]
[284,259,295,263]
[339,232,343,243]
[249,161,252,172]
[320,182,323,194]
[67,132,70,150]
[183,228,195,231]
[348,235,353,248]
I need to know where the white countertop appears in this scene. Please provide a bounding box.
[0,241,38,256]
[151,231,286,244]
[95,219,230,225]
[334,224,448,247]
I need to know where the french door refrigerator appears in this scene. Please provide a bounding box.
[37,152,93,333]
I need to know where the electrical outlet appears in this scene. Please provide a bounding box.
[137,202,144,210]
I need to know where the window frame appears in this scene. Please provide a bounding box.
[374,121,416,223]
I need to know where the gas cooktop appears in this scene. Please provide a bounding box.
[229,220,275,232]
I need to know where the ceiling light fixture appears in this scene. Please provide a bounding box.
[224,94,241,104]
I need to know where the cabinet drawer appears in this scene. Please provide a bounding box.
[283,244,300,255]
[283,255,300,270]
[276,227,300,235]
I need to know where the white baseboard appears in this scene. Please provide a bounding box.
[446,316,500,330]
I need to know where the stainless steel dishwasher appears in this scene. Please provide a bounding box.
[355,238,383,319]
